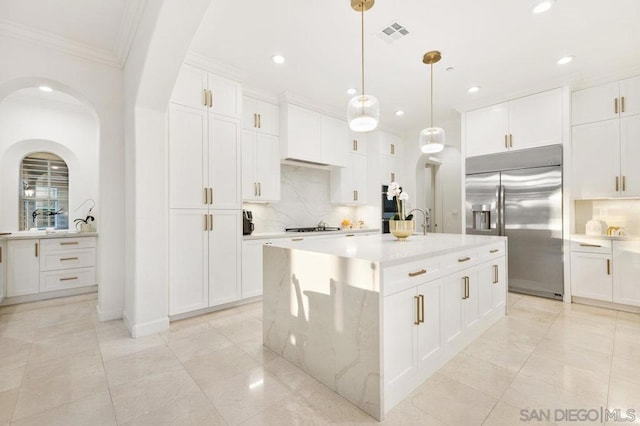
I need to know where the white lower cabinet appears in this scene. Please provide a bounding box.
[571,251,612,301]
[169,209,241,315]
[0,241,6,302]
[7,239,41,296]
[241,239,270,299]
[612,240,640,306]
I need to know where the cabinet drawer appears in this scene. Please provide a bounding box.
[571,238,611,254]
[478,242,505,259]
[40,248,96,271]
[383,258,441,295]
[441,249,480,270]
[40,237,96,251]
[40,267,96,292]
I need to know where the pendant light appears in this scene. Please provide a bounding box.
[347,0,379,132]
[420,51,445,153]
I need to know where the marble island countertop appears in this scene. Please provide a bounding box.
[267,232,506,266]
[0,231,98,241]
[243,228,379,241]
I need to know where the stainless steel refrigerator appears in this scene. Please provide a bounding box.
[465,145,563,299]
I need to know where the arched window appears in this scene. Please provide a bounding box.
[20,152,69,230]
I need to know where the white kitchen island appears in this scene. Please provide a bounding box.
[263,232,508,420]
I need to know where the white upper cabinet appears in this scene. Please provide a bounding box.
[242,130,280,202]
[350,131,368,155]
[572,75,640,125]
[378,131,403,159]
[242,96,279,136]
[465,88,563,157]
[330,153,367,205]
[208,115,241,209]
[620,114,640,197]
[280,103,348,167]
[171,64,241,119]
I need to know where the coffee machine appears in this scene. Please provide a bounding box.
[243,210,254,235]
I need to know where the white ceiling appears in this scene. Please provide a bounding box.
[2,0,640,134]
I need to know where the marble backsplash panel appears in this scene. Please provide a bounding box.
[575,199,640,235]
[243,165,357,233]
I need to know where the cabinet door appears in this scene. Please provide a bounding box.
[416,280,442,371]
[241,130,257,201]
[620,75,640,117]
[352,154,368,204]
[490,257,507,311]
[242,96,258,130]
[207,73,241,119]
[320,115,348,167]
[465,103,509,157]
[208,115,241,209]
[509,89,563,151]
[383,287,418,400]
[613,241,640,306]
[620,115,640,197]
[169,105,208,209]
[257,100,280,136]
[379,132,403,158]
[442,272,464,345]
[169,210,209,315]
[0,241,5,302]
[572,120,620,198]
[282,104,321,163]
[170,64,208,110]
[382,157,403,186]
[241,241,267,299]
[255,133,281,201]
[571,82,620,125]
[570,252,612,301]
[7,239,40,297]
[477,263,494,319]
[462,270,480,329]
[209,210,241,306]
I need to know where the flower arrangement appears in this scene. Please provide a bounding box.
[386,181,409,220]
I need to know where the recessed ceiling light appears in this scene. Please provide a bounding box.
[467,86,481,93]
[557,55,574,65]
[531,0,555,14]
[395,110,405,116]
[39,85,53,92]
[346,88,357,95]
[271,54,285,64]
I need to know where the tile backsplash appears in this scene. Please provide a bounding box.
[243,165,360,233]
[575,199,640,235]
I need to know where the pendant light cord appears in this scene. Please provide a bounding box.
[430,62,434,141]
[361,3,365,97]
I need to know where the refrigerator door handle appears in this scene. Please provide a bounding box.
[499,185,505,236]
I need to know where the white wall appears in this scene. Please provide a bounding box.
[0,35,125,321]
[0,94,98,231]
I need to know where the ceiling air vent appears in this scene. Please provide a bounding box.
[378,22,409,43]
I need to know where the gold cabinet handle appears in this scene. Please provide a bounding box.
[60,257,79,261]
[414,295,420,325]
[419,294,425,324]
[509,134,513,148]
[623,176,626,191]
[208,90,213,107]
[461,276,467,300]
[353,139,357,151]
[621,96,625,113]
[408,269,427,277]
[390,144,395,155]
[253,113,257,128]
[209,214,213,230]
[291,237,304,241]
[493,265,499,284]
[466,276,470,299]
[607,258,611,275]
[60,241,79,246]
[579,243,601,247]
[0,246,2,263]
[458,256,471,263]
[35,242,39,257]
[258,114,261,128]
[204,214,208,231]
[490,249,499,253]
[204,187,209,204]
[203,89,208,107]
[258,182,261,197]
[390,172,395,182]
[504,134,508,149]
[615,98,619,114]
[616,176,620,192]
[209,188,213,205]
[345,234,355,237]
[60,276,79,282]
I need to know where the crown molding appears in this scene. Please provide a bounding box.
[113,0,146,67]
[185,51,246,82]
[0,18,121,68]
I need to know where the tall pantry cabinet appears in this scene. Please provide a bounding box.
[168,64,242,315]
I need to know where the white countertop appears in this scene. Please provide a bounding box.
[571,234,640,241]
[266,232,506,266]
[0,231,98,241]
[243,228,379,241]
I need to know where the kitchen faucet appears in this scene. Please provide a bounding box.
[407,208,429,235]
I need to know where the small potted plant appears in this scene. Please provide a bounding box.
[386,182,414,239]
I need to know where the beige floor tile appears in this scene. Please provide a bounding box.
[202,306,247,327]
[410,372,498,425]
[119,390,225,426]
[159,316,212,343]
[215,317,263,344]
[12,293,97,313]
[167,328,232,363]
[104,345,183,388]
[463,335,534,373]
[235,337,280,364]
[438,352,517,399]
[241,396,328,426]
[0,363,24,393]
[480,316,548,351]
[614,329,640,361]
[616,311,640,333]
[507,292,524,307]
[611,356,640,385]
[544,321,615,355]
[183,344,260,388]
[11,390,116,426]
[110,369,204,424]
[36,301,96,328]
[0,318,37,343]
[0,310,40,324]
[483,401,553,426]
[34,317,96,340]
[27,329,99,364]
[532,337,613,376]
[514,295,564,314]
[263,356,319,394]
[562,302,619,321]
[203,366,294,425]
[0,388,19,425]
[550,314,617,337]
[298,380,377,424]
[0,337,31,369]
[506,304,559,326]
[518,353,610,402]
[608,375,640,414]
[380,399,444,425]
[12,349,108,421]
[97,325,165,362]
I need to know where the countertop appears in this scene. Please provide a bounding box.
[571,234,640,241]
[265,232,506,266]
[243,228,379,241]
[0,231,98,241]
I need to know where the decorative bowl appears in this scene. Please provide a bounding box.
[389,219,415,240]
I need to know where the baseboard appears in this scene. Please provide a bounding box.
[0,286,97,306]
[96,304,122,322]
[126,314,170,338]
[572,296,640,314]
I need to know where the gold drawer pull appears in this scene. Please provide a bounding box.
[291,237,304,241]
[414,295,420,325]
[458,257,471,263]
[579,243,601,248]
[345,234,355,237]
[607,259,611,275]
[60,241,79,246]
[60,257,79,261]
[490,249,499,253]
[408,269,427,277]
[60,276,78,282]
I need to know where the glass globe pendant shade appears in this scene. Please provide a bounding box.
[348,94,379,132]
[420,127,445,153]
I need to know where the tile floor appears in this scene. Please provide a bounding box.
[0,292,639,425]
